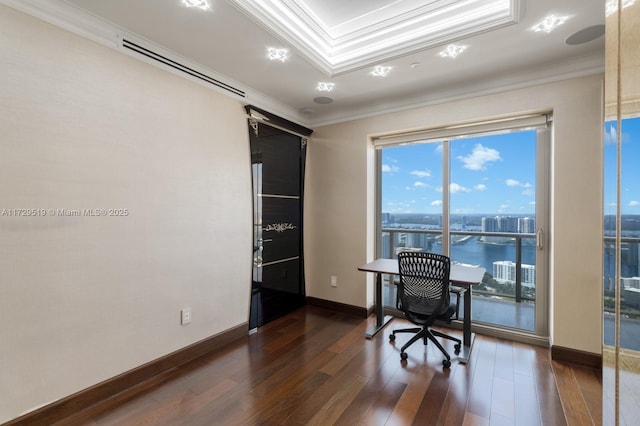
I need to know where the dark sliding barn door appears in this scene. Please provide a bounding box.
[249,119,307,330]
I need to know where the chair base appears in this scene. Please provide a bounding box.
[389,326,461,368]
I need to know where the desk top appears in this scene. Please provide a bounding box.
[358,258,485,286]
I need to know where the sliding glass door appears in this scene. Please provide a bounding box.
[377,117,549,338]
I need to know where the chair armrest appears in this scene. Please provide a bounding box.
[449,285,467,295]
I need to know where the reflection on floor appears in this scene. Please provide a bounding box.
[603,314,640,351]
[603,346,640,425]
[249,285,305,329]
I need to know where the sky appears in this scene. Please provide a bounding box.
[381,129,538,216]
[604,116,640,216]
[382,116,640,217]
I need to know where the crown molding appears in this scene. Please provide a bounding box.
[0,0,309,128]
[1,0,117,47]
[308,52,604,128]
[1,0,604,130]
[228,0,521,76]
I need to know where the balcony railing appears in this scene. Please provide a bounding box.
[381,228,536,303]
[603,236,640,319]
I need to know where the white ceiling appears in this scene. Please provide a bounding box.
[54,0,606,127]
[227,0,519,75]
[302,0,428,29]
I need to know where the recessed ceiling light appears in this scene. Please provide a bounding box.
[182,0,210,11]
[370,65,393,77]
[438,44,468,59]
[606,0,636,17]
[532,15,569,33]
[267,47,288,62]
[316,82,335,92]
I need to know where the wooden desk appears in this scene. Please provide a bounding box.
[358,258,485,363]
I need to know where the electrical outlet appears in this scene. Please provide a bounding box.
[331,276,337,287]
[181,307,192,325]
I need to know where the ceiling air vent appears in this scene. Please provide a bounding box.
[122,39,245,98]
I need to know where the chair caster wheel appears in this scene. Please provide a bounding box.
[389,334,396,341]
[454,344,461,354]
[400,352,408,360]
[443,359,451,368]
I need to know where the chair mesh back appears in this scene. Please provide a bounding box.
[397,251,450,318]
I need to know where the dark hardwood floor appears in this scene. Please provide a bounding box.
[57,306,601,425]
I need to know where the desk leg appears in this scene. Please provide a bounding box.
[457,283,475,364]
[365,272,393,339]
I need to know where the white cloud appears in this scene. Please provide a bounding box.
[457,144,501,171]
[630,201,640,207]
[386,201,414,213]
[414,181,427,187]
[381,164,399,173]
[605,124,617,145]
[529,201,536,206]
[506,179,532,188]
[411,169,431,178]
[522,189,535,196]
[474,184,487,191]
[431,200,443,206]
[450,182,471,193]
[604,124,631,145]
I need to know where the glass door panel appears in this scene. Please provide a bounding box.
[378,124,548,337]
[449,130,538,332]
[380,142,443,308]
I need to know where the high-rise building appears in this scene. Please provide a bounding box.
[482,216,514,243]
[482,216,499,232]
[380,233,390,258]
[519,217,536,233]
[493,260,536,287]
[405,232,432,251]
[624,288,640,308]
[499,216,519,233]
[621,276,640,289]
[483,215,529,233]
[621,242,640,277]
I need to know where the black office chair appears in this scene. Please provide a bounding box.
[389,251,461,368]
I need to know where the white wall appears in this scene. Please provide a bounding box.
[0,5,252,422]
[305,74,604,355]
